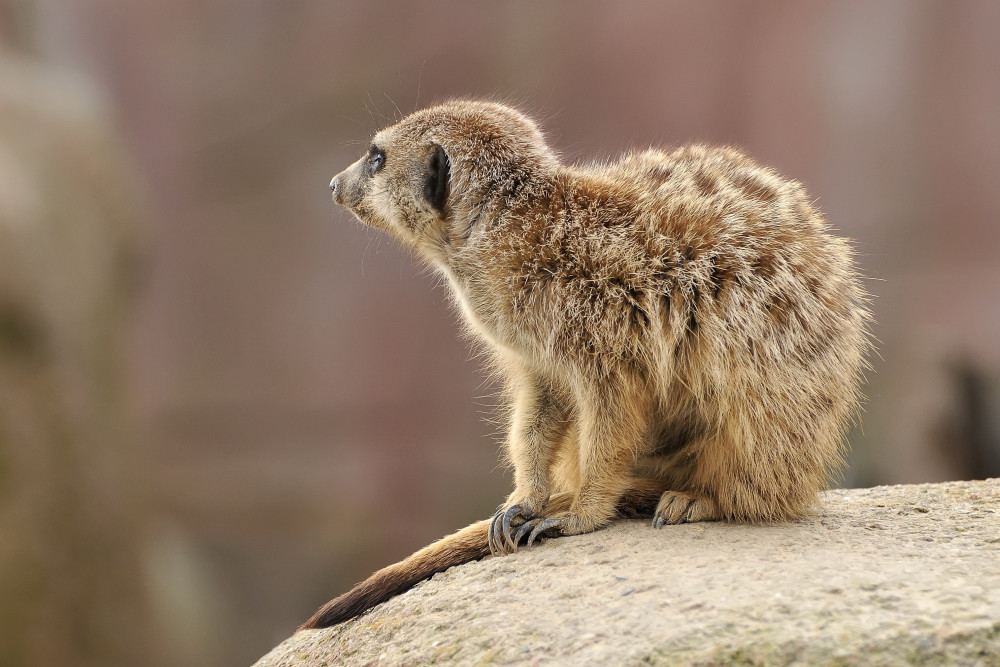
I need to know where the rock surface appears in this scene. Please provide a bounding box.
[255,479,1000,666]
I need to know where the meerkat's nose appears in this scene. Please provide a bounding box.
[330,175,344,204]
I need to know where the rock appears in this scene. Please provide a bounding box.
[255,479,1000,666]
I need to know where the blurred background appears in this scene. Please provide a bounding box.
[1,1,998,665]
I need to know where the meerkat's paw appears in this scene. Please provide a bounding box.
[652,491,719,528]
[488,503,538,555]
[489,493,580,554]
[511,515,566,548]
[510,506,608,549]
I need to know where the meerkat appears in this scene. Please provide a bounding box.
[301,100,871,629]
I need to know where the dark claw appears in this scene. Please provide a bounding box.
[652,516,665,530]
[501,504,524,552]
[489,505,537,555]
[526,517,563,547]
[488,509,505,556]
[512,519,538,548]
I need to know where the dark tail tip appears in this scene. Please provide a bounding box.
[298,574,396,630]
[298,518,492,630]
[298,597,351,631]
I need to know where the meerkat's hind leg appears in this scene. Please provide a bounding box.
[615,479,670,518]
[652,491,720,528]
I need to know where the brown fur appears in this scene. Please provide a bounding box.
[303,100,871,629]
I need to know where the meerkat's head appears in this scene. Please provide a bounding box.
[330,100,559,259]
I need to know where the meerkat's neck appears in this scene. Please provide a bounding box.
[430,166,564,267]
[429,170,576,357]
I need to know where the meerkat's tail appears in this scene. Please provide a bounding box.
[299,485,663,630]
[299,518,492,630]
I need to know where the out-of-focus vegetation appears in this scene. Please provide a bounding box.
[0,51,149,667]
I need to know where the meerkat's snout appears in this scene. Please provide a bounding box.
[328,166,355,206]
[328,157,366,208]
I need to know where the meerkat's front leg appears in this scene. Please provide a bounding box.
[488,373,571,556]
[513,379,651,547]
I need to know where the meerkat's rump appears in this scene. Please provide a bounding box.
[304,100,871,629]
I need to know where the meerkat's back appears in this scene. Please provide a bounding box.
[619,144,868,521]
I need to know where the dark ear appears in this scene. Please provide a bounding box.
[423,144,450,214]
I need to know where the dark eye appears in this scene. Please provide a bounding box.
[368,151,385,176]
